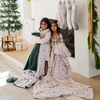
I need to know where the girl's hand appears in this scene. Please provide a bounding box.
[40,35,45,39]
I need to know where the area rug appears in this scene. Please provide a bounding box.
[0,52,84,100]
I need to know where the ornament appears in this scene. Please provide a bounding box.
[13,29,14,32]
[94,5,97,9]
[5,18,8,20]
[11,23,15,26]
[1,8,4,10]
[5,7,8,9]
[96,18,99,22]
[93,19,96,23]
[16,13,19,16]
[4,23,8,27]
[4,1,7,4]
[10,18,13,21]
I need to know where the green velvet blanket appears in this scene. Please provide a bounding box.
[6,32,41,87]
[24,32,41,71]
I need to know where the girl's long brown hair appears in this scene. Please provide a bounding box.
[39,17,51,30]
[50,20,60,36]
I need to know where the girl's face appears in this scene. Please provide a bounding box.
[41,21,48,30]
[51,23,57,32]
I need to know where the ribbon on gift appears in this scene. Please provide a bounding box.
[19,41,23,50]
[3,36,13,51]
[13,35,19,42]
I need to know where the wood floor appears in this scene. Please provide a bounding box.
[3,43,34,64]
[4,43,100,100]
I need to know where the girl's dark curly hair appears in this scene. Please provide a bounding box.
[50,20,60,36]
[39,17,51,30]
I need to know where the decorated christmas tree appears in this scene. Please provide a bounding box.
[0,0,23,36]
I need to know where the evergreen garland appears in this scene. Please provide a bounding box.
[88,0,100,69]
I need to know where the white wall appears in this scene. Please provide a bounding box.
[23,0,31,19]
[34,0,100,78]
[68,0,90,78]
[34,0,59,30]
[17,0,35,44]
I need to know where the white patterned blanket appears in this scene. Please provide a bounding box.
[33,43,93,99]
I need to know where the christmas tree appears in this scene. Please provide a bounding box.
[0,0,23,36]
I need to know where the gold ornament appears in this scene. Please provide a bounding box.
[96,18,99,22]
[94,5,97,9]
[93,19,96,23]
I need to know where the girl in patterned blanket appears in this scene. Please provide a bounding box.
[33,19,94,99]
[50,20,64,54]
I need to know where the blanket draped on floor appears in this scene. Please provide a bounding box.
[7,32,46,88]
[33,43,93,99]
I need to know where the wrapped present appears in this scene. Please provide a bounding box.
[13,34,19,42]
[12,34,20,50]
[13,42,16,50]
[15,41,28,51]
[15,42,21,50]
[0,35,3,50]
[18,37,26,42]
[3,36,13,51]
[20,41,28,50]
[0,39,2,50]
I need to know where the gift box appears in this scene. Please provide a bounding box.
[12,34,20,50]
[0,35,3,50]
[13,42,16,50]
[15,42,21,50]
[3,36,13,51]
[15,41,28,51]
[13,34,20,42]
[0,38,2,50]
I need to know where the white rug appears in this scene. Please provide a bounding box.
[0,95,18,100]
[0,52,84,100]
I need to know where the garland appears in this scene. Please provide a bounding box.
[88,0,100,69]
[27,0,31,1]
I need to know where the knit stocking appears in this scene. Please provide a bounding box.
[61,0,67,30]
[71,1,79,30]
[66,0,72,30]
[56,0,63,28]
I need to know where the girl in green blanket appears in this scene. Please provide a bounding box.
[24,17,51,76]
